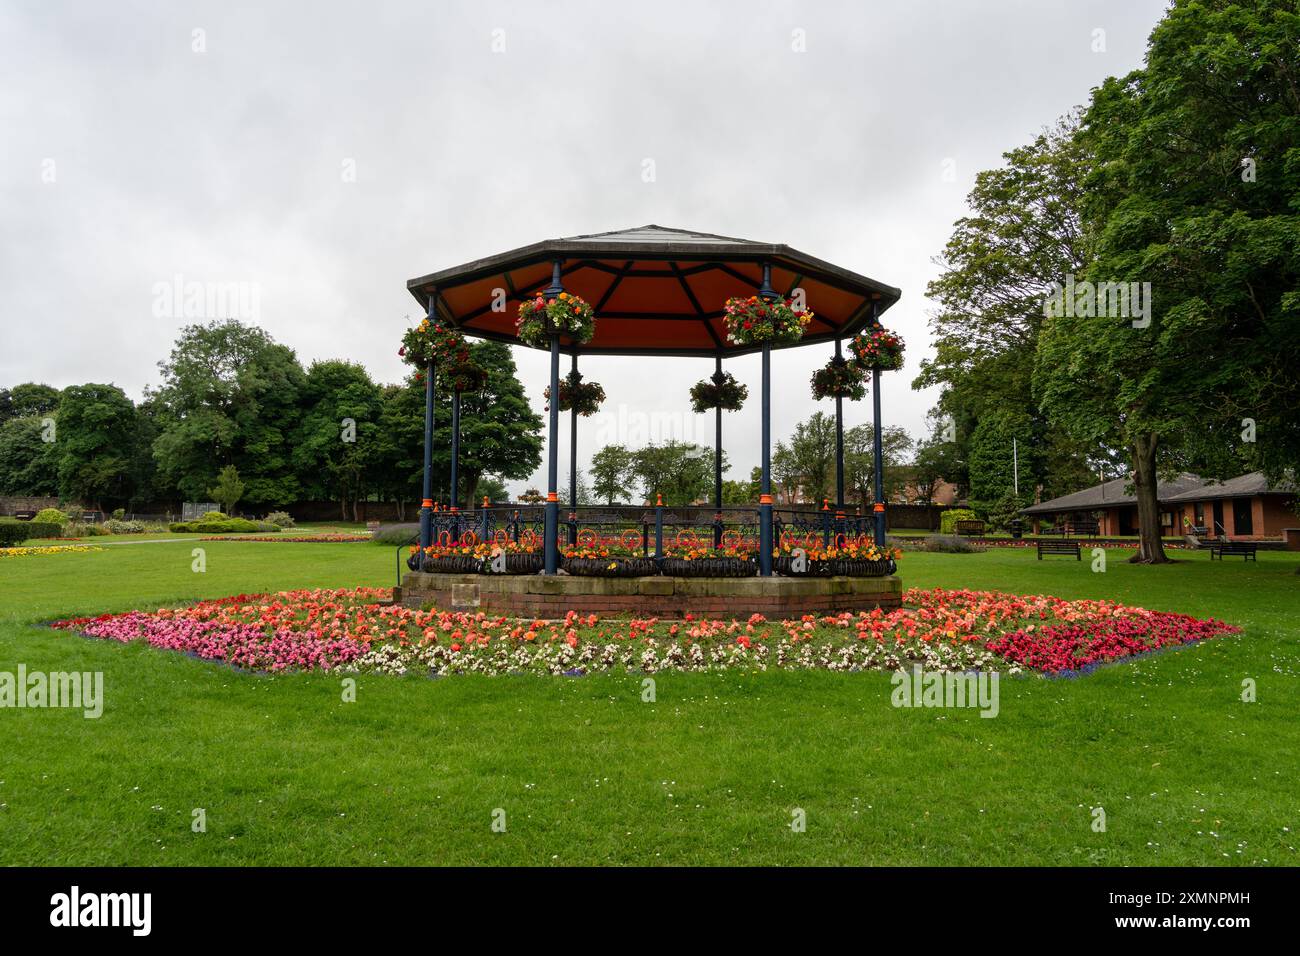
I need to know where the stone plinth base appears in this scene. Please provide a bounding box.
[399,572,902,620]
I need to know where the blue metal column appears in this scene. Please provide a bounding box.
[871,369,885,545]
[449,389,461,532]
[568,351,578,543]
[418,292,438,555]
[543,260,563,574]
[759,341,773,574]
[834,337,847,544]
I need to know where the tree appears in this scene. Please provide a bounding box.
[208,464,245,515]
[431,342,543,509]
[912,423,966,506]
[631,441,717,505]
[293,360,382,521]
[0,383,61,424]
[55,383,137,510]
[844,424,913,510]
[1039,0,1300,562]
[0,415,60,495]
[915,113,1099,508]
[967,410,1034,513]
[476,475,509,504]
[784,412,839,505]
[151,320,305,509]
[590,444,635,505]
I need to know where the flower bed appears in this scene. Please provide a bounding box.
[774,543,900,577]
[52,586,1239,678]
[561,545,657,577]
[200,534,370,543]
[0,545,105,558]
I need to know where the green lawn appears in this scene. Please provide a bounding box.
[2,540,1297,865]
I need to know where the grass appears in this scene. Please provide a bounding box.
[1,540,1297,866]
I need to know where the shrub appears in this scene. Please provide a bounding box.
[371,523,420,546]
[921,534,986,554]
[34,508,70,527]
[65,522,109,537]
[111,508,126,520]
[103,519,148,534]
[265,511,295,529]
[201,511,227,521]
[939,508,978,534]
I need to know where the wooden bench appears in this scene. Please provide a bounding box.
[1037,539,1081,560]
[11,510,36,521]
[954,519,985,536]
[1209,541,1257,561]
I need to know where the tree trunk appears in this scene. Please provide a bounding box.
[1129,433,1169,564]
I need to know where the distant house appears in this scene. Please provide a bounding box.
[1021,472,1297,540]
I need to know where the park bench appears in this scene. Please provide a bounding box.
[1209,541,1257,561]
[954,519,985,536]
[12,510,36,520]
[1037,539,1081,560]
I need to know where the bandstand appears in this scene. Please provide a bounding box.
[398,225,904,619]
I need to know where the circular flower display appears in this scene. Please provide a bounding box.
[810,358,866,401]
[400,318,467,367]
[689,371,748,413]
[516,291,596,348]
[849,326,905,370]
[722,295,813,346]
[544,370,605,416]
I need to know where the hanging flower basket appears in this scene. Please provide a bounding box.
[689,371,748,413]
[516,292,596,348]
[400,319,468,367]
[810,358,866,401]
[437,359,489,395]
[848,326,905,371]
[544,370,605,416]
[722,295,813,346]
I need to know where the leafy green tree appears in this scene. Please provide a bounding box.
[590,444,635,505]
[55,383,137,510]
[0,383,61,424]
[435,342,542,509]
[631,441,717,505]
[207,464,245,515]
[967,410,1034,513]
[844,424,913,510]
[476,475,510,504]
[0,415,60,495]
[293,360,382,521]
[151,320,305,509]
[370,381,425,520]
[916,114,1098,506]
[1039,0,1300,562]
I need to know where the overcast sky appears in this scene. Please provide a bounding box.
[0,0,1171,495]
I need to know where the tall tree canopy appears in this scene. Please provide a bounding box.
[1037,0,1300,561]
[55,383,137,509]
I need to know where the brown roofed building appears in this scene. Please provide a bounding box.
[1021,472,1296,540]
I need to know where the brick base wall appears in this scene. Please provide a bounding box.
[399,572,902,620]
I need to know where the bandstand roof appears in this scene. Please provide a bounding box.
[406,224,901,357]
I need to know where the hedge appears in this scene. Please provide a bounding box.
[0,520,64,547]
[169,518,278,534]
